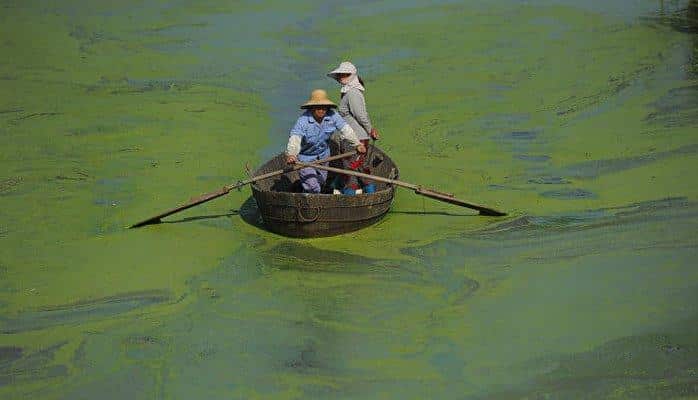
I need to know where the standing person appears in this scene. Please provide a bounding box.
[286,89,366,194]
[327,61,380,194]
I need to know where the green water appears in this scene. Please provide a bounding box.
[1,1,697,398]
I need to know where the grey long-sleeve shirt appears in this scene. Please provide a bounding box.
[338,88,373,140]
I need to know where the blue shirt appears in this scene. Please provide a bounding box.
[290,110,347,162]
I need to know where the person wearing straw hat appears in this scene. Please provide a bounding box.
[286,89,366,194]
[327,61,380,194]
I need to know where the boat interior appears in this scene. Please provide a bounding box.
[252,146,396,194]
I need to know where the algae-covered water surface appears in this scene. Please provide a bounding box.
[1,0,697,398]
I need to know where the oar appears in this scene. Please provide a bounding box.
[297,162,506,216]
[129,151,357,228]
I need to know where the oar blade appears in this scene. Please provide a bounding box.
[415,188,506,216]
[478,208,507,217]
[128,187,230,229]
[129,217,162,229]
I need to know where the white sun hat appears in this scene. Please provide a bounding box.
[327,61,357,79]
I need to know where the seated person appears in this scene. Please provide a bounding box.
[286,89,365,193]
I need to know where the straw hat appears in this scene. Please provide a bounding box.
[327,61,357,79]
[300,89,337,109]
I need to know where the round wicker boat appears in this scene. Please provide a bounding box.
[250,146,398,237]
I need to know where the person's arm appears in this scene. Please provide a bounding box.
[286,135,301,163]
[339,124,360,147]
[346,90,373,134]
[335,114,366,153]
[286,118,304,163]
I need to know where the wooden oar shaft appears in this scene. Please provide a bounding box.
[221,150,353,191]
[129,151,356,228]
[299,162,417,189]
[298,162,506,216]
